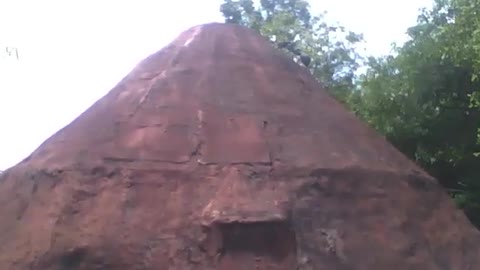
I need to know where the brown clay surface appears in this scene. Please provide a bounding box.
[1,23,479,270]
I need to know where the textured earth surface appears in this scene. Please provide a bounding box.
[1,23,479,270]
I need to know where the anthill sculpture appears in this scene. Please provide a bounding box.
[0,23,479,270]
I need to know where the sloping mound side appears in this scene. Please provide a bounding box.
[20,23,422,175]
[0,23,479,270]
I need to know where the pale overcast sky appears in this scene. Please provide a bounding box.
[0,0,432,170]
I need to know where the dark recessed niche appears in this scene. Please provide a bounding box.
[59,247,87,269]
[203,220,298,270]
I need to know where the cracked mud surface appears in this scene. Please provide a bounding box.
[0,23,480,270]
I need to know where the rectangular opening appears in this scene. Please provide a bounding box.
[204,221,298,270]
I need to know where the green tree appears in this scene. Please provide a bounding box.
[353,0,480,226]
[220,0,364,103]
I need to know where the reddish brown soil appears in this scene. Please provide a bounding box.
[0,23,479,270]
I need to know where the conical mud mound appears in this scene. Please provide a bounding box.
[1,23,479,270]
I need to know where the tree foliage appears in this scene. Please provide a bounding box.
[220,0,364,103]
[351,0,480,226]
